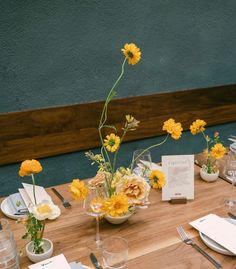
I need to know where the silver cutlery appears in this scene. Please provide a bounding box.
[90,253,103,269]
[228,138,236,143]
[51,188,71,208]
[228,212,236,220]
[177,226,222,269]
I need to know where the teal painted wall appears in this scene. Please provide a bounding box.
[0,0,236,196]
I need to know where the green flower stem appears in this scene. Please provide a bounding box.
[112,127,128,175]
[39,220,45,239]
[99,58,127,128]
[31,174,37,205]
[130,134,170,171]
[201,130,212,173]
[98,58,127,175]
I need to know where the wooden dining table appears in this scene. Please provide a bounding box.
[1,162,236,269]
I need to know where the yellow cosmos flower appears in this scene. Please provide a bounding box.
[105,194,129,217]
[19,159,43,177]
[121,43,141,65]
[210,143,226,159]
[190,119,206,135]
[103,133,120,152]
[69,179,89,201]
[162,118,183,140]
[149,170,166,189]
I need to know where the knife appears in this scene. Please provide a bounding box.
[90,253,103,269]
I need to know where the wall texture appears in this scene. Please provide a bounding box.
[0,0,236,196]
[1,0,236,112]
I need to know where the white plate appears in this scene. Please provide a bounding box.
[199,218,236,256]
[0,195,26,220]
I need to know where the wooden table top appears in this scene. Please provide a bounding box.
[1,164,236,269]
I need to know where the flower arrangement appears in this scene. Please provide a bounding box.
[190,119,226,174]
[18,159,61,254]
[69,43,183,218]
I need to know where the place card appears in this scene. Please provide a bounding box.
[161,155,194,201]
[190,214,236,254]
[28,254,71,269]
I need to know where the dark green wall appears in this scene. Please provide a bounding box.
[0,0,236,196]
[1,0,236,112]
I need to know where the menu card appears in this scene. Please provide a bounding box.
[162,155,194,201]
[190,214,236,254]
[28,254,71,269]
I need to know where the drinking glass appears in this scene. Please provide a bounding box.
[132,149,151,181]
[224,151,236,208]
[102,236,128,269]
[0,219,19,269]
[83,187,106,250]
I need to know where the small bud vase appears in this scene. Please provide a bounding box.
[200,168,219,182]
[105,210,134,225]
[26,238,53,263]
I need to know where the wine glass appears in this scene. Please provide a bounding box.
[83,187,106,250]
[132,149,151,181]
[224,151,236,208]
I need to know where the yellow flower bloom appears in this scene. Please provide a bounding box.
[32,201,61,220]
[115,175,150,206]
[210,143,226,159]
[190,119,206,135]
[162,118,183,140]
[149,170,166,189]
[103,133,120,152]
[69,179,89,201]
[105,194,129,217]
[19,159,43,177]
[121,43,141,65]
[90,197,106,214]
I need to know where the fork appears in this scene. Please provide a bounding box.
[177,226,222,269]
[51,188,71,208]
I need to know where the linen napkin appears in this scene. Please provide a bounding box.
[8,193,29,214]
[69,262,90,269]
[189,213,236,254]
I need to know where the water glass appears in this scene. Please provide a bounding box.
[102,236,128,269]
[224,151,236,208]
[0,219,19,269]
[132,149,152,180]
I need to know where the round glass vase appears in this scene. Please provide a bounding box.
[26,238,53,263]
[200,167,219,182]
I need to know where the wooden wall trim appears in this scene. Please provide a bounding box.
[1,84,236,165]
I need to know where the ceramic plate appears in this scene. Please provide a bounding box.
[199,218,236,256]
[0,195,26,220]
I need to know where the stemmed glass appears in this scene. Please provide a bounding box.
[224,152,236,208]
[83,187,106,250]
[132,149,152,181]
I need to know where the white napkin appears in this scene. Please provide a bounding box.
[28,254,71,269]
[190,214,236,254]
[69,262,90,269]
[8,193,28,214]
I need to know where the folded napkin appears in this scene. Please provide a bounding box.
[69,262,90,269]
[190,214,236,254]
[8,193,29,214]
[28,254,90,269]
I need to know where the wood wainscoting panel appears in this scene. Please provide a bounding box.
[0,84,236,165]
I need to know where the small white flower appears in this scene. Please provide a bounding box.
[32,201,61,221]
